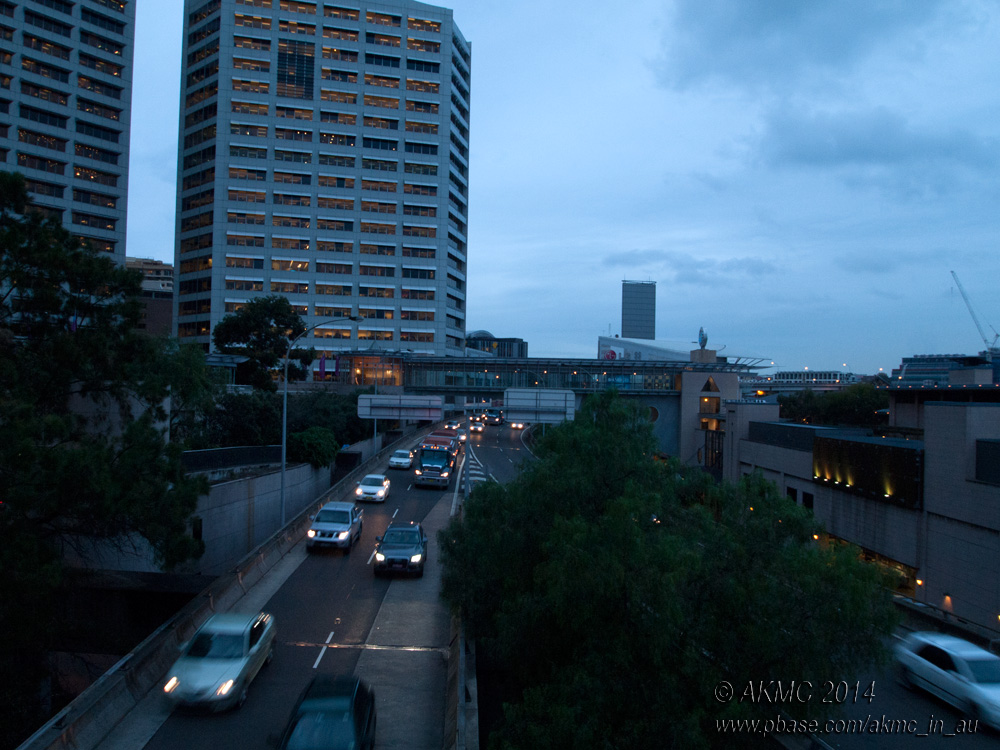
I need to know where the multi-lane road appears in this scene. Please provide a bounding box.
[97,422,532,750]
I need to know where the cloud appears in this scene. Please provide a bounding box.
[602,249,777,282]
[655,0,947,92]
[752,107,998,198]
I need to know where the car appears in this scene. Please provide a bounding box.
[356,473,390,502]
[306,501,362,552]
[444,420,461,430]
[469,422,483,433]
[274,675,376,750]
[510,421,525,429]
[895,631,1000,728]
[388,449,414,469]
[457,427,467,443]
[373,521,428,577]
[163,611,276,711]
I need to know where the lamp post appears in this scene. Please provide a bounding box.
[281,315,358,527]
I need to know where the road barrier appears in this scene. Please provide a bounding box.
[17,427,430,750]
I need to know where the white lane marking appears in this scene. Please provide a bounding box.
[392,508,399,518]
[313,630,334,668]
[367,549,376,565]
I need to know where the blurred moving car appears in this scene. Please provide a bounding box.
[895,631,1000,728]
[306,501,362,552]
[275,675,376,750]
[510,421,525,429]
[457,427,467,443]
[374,521,428,577]
[388,449,414,469]
[444,420,461,430]
[356,473,390,502]
[469,421,483,434]
[163,612,275,711]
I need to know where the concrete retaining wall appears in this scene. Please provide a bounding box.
[16,429,419,750]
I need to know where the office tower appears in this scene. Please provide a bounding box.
[622,280,655,339]
[175,0,471,366]
[0,0,135,262]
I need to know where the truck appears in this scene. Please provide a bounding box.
[414,433,458,488]
[485,407,504,425]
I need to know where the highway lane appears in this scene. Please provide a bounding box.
[143,455,455,750]
[462,421,534,489]
[824,660,1000,749]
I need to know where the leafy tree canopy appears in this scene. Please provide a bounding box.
[0,172,209,746]
[212,295,313,391]
[778,383,888,427]
[440,390,897,749]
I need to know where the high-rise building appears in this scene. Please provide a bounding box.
[175,0,471,368]
[0,0,135,262]
[622,280,655,339]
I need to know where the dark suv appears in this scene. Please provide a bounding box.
[275,675,376,750]
[373,521,428,577]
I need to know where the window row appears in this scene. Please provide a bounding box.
[213,278,436,300]
[223,145,439,175]
[226,120,438,138]
[221,222,436,239]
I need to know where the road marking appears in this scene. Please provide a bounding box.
[313,630,335,668]
[391,508,399,518]
[293,640,449,656]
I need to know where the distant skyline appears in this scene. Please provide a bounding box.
[126,0,1000,374]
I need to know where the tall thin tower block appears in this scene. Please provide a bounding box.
[622,279,655,339]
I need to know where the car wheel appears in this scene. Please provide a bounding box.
[236,685,248,709]
[265,646,274,666]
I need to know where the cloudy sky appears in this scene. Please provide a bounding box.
[127,0,1000,375]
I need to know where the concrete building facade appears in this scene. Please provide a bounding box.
[174,0,471,369]
[724,378,1000,633]
[0,0,135,262]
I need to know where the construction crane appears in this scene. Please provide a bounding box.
[951,270,1000,358]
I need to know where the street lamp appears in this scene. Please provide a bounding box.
[281,315,358,526]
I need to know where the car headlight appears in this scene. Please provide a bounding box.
[441,471,449,478]
[375,552,385,562]
[216,679,234,697]
[164,676,179,693]
[377,489,385,497]
[410,554,423,563]
[415,469,422,475]
[307,529,316,538]
[337,531,349,540]
[355,487,362,495]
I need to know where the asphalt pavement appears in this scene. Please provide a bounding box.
[95,473,458,750]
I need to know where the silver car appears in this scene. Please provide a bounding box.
[164,611,276,711]
[388,449,414,469]
[306,501,363,552]
[896,631,1000,728]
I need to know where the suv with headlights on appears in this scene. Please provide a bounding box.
[374,521,428,577]
[306,501,362,553]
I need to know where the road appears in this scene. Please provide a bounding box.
[97,422,532,750]
[822,660,1000,749]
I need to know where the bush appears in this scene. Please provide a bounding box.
[288,426,339,468]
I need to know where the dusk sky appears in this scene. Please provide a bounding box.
[127,0,1000,375]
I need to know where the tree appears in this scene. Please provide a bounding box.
[288,426,339,468]
[0,172,208,747]
[779,383,888,427]
[212,295,313,391]
[439,391,897,749]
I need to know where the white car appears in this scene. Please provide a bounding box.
[469,422,483,434]
[896,631,1000,728]
[388,449,414,469]
[164,612,276,711]
[356,473,390,502]
[306,501,362,552]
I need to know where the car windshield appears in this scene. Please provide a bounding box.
[393,451,410,459]
[966,657,1000,683]
[186,632,243,659]
[285,710,355,750]
[360,476,383,487]
[383,529,420,545]
[316,509,350,524]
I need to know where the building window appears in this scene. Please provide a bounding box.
[273,214,311,228]
[75,165,117,186]
[276,105,312,119]
[273,193,311,206]
[361,179,396,192]
[325,6,359,20]
[316,262,351,274]
[234,35,271,51]
[230,167,266,180]
[226,255,264,269]
[226,234,265,247]
[407,38,440,53]
[316,241,352,253]
[364,73,399,89]
[321,67,357,82]
[318,175,354,188]
[277,39,315,99]
[272,258,309,272]
[317,196,352,209]
[358,286,394,298]
[224,278,263,291]
[231,145,268,159]
[366,11,400,27]
[228,189,266,202]
[276,128,313,141]
[407,18,440,33]
[401,288,434,300]
[315,283,351,295]
[365,32,399,47]
[364,94,399,109]
[360,222,395,235]
[232,78,270,93]
[227,211,265,224]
